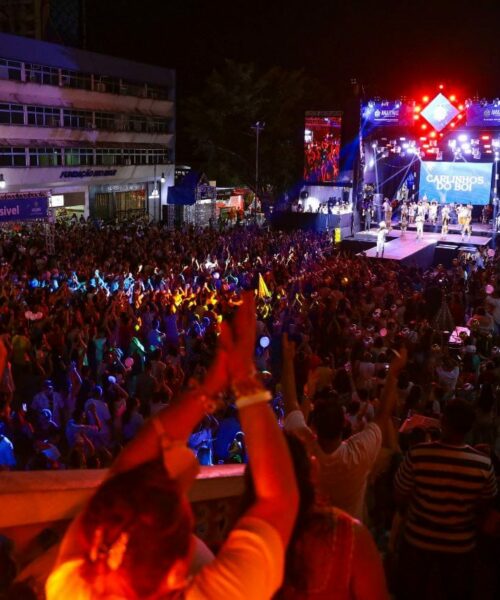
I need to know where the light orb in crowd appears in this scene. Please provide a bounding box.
[379,328,388,337]
[259,336,270,349]
[485,284,494,294]
[124,357,134,369]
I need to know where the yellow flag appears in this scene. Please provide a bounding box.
[258,273,271,298]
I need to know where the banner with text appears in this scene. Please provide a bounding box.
[361,101,414,128]
[0,195,49,222]
[418,161,493,205]
[466,102,500,127]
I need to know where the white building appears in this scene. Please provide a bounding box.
[0,32,175,220]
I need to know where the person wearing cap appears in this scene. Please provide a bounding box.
[376,221,387,258]
[84,385,113,451]
[31,380,65,428]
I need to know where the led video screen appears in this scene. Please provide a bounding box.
[419,161,493,205]
[304,112,342,183]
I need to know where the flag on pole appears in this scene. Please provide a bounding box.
[258,273,271,298]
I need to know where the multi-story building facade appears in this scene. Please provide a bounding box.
[0,32,175,220]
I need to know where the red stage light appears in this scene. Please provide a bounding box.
[482,135,490,140]
[439,133,444,137]
[450,122,456,128]
[439,84,444,90]
[458,114,463,119]
[422,96,429,103]
[413,114,420,120]
[422,144,430,148]
[430,131,437,138]
[414,105,421,113]
[450,94,456,102]
[419,136,427,141]
[458,104,464,110]
[421,124,427,130]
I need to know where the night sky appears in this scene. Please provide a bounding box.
[86,0,500,100]
[85,0,500,165]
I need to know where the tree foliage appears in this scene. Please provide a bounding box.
[183,60,322,200]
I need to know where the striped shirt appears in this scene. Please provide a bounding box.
[394,442,497,553]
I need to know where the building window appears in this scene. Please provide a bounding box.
[119,79,145,98]
[63,109,93,129]
[0,103,24,125]
[95,111,123,131]
[146,84,170,100]
[0,147,26,166]
[93,75,120,94]
[95,148,122,166]
[60,69,92,90]
[25,63,59,86]
[0,59,22,81]
[27,106,61,127]
[64,148,94,166]
[29,147,62,166]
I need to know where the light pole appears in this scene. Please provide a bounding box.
[252,121,265,223]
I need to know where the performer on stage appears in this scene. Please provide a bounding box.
[441,204,450,237]
[363,200,374,231]
[462,204,473,241]
[382,197,392,229]
[376,221,387,258]
[408,201,416,224]
[458,205,469,240]
[429,201,438,226]
[400,202,408,236]
[415,213,425,240]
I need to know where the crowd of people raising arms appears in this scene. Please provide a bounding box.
[0,217,499,599]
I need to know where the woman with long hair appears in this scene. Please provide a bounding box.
[45,293,298,599]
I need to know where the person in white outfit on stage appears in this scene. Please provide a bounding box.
[376,221,387,258]
[415,213,424,240]
[441,204,450,237]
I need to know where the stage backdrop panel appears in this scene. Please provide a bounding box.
[419,161,493,205]
[304,112,342,183]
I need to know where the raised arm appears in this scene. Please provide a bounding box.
[281,333,301,416]
[374,347,407,447]
[229,294,298,547]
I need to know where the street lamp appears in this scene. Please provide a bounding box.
[251,121,265,223]
[149,164,160,200]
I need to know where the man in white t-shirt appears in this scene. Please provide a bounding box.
[284,401,380,520]
[283,341,406,521]
[84,385,112,450]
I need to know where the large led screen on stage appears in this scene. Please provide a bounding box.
[419,161,493,205]
[304,112,342,183]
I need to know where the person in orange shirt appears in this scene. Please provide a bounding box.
[46,294,298,600]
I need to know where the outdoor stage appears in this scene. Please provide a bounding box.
[344,226,493,268]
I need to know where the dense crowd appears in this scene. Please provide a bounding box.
[0,219,499,599]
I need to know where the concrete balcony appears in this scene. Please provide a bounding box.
[0,79,174,118]
[0,124,173,146]
[0,466,245,593]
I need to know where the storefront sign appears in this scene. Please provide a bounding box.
[98,183,145,193]
[60,169,117,179]
[0,194,48,222]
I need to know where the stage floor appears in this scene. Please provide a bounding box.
[356,228,491,261]
[397,222,494,236]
